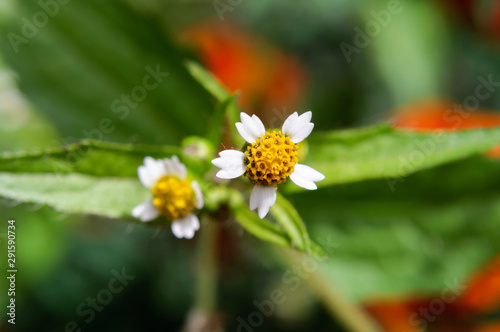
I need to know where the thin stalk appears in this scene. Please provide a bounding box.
[195,218,218,313]
[283,249,382,332]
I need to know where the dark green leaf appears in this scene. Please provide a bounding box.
[287,156,500,300]
[293,124,500,190]
[206,95,238,147]
[0,0,213,144]
[185,60,241,142]
[185,60,229,101]
[0,140,179,177]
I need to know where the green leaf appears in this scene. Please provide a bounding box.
[303,196,500,301]
[270,193,327,259]
[233,206,292,249]
[271,194,308,250]
[185,60,241,142]
[206,95,239,147]
[294,124,500,190]
[206,186,322,256]
[205,186,299,250]
[0,157,325,259]
[185,60,229,101]
[363,0,449,104]
[0,172,149,219]
[224,189,324,257]
[0,0,213,144]
[286,156,500,300]
[0,59,59,151]
[0,140,179,177]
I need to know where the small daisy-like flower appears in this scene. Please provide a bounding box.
[212,112,325,219]
[132,156,204,239]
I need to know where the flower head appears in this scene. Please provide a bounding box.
[132,156,204,239]
[212,112,324,218]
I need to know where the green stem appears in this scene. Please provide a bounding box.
[195,218,218,313]
[283,249,382,332]
[308,273,382,332]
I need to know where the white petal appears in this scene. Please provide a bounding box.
[289,123,314,143]
[171,214,199,239]
[300,110,312,123]
[211,150,246,179]
[235,123,257,143]
[144,156,166,183]
[131,200,160,222]
[138,165,154,188]
[171,220,185,238]
[249,185,277,219]
[189,214,200,231]
[242,113,265,137]
[251,114,266,135]
[289,163,325,190]
[144,156,156,170]
[282,111,314,143]
[215,168,246,179]
[184,227,195,239]
[163,158,173,174]
[191,181,204,209]
[282,112,298,135]
[172,155,187,179]
[164,155,187,179]
[236,112,265,143]
[220,149,246,158]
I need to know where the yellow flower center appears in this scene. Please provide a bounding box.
[152,175,195,220]
[244,131,298,186]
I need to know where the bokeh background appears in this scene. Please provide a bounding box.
[1,0,500,331]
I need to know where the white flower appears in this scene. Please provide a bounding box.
[212,112,324,219]
[132,156,204,239]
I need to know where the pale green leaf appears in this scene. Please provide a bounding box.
[233,206,292,249]
[0,172,149,219]
[270,193,326,258]
[230,191,324,257]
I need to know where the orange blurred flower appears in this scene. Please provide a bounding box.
[178,21,306,120]
[365,255,500,331]
[458,256,500,314]
[439,0,500,42]
[365,299,423,332]
[474,323,500,332]
[391,100,500,157]
[490,1,500,40]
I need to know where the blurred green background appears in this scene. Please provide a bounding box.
[1,0,500,331]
